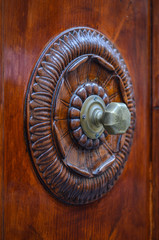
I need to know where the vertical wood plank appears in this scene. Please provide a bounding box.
[152,110,159,240]
[0,0,4,239]
[152,0,159,107]
[152,1,159,238]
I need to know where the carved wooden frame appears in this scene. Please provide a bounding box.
[24,27,136,205]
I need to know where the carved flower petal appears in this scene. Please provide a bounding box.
[30,122,51,136]
[36,146,54,163]
[42,158,58,177]
[78,134,87,146]
[76,87,87,101]
[59,39,73,62]
[49,164,64,188]
[42,61,59,79]
[30,99,50,108]
[32,134,52,150]
[92,155,115,176]
[33,83,48,94]
[72,127,82,140]
[38,67,53,78]
[32,108,51,121]
[68,56,88,72]
[63,34,77,58]
[92,83,99,95]
[92,55,115,71]
[93,139,100,148]
[71,95,82,109]
[85,83,92,96]
[85,139,93,149]
[98,86,104,98]
[45,54,62,74]
[31,92,52,104]
[54,42,69,65]
[46,163,64,185]
[39,157,58,174]
[50,48,66,69]
[36,76,55,92]
[70,119,81,130]
[69,107,80,119]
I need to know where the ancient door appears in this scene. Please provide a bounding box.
[0,0,158,239]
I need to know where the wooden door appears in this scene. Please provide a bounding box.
[0,0,158,239]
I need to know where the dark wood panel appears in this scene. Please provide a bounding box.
[152,0,159,107]
[0,0,4,239]
[3,0,150,239]
[152,1,159,238]
[152,109,159,240]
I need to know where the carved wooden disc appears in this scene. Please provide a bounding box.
[25,27,136,204]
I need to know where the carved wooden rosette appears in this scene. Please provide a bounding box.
[25,27,136,204]
[69,83,108,150]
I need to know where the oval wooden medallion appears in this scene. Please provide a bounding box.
[24,27,136,204]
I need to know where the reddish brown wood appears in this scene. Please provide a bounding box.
[2,0,151,239]
[152,109,159,240]
[152,0,159,238]
[25,28,136,204]
[0,0,3,239]
[152,0,159,107]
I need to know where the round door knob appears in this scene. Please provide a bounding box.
[80,95,131,139]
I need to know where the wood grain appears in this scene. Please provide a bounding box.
[25,28,136,204]
[3,0,150,239]
[152,1,159,238]
[0,0,4,239]
[152,0,159,107]
[152,109,159,240]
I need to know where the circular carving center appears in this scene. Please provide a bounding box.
[80,95,105,139]
[69,83,109,149]
[25,27,136,205]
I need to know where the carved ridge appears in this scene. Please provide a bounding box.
[25,27,136,204]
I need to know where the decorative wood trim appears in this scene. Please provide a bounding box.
[24,27,136,204]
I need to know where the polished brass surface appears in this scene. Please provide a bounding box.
[80,95,105,139]
[80,95,131,138]
[102,102,131,135]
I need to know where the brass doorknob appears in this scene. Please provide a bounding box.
[80,95,131,139]
[96,102,131,135]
